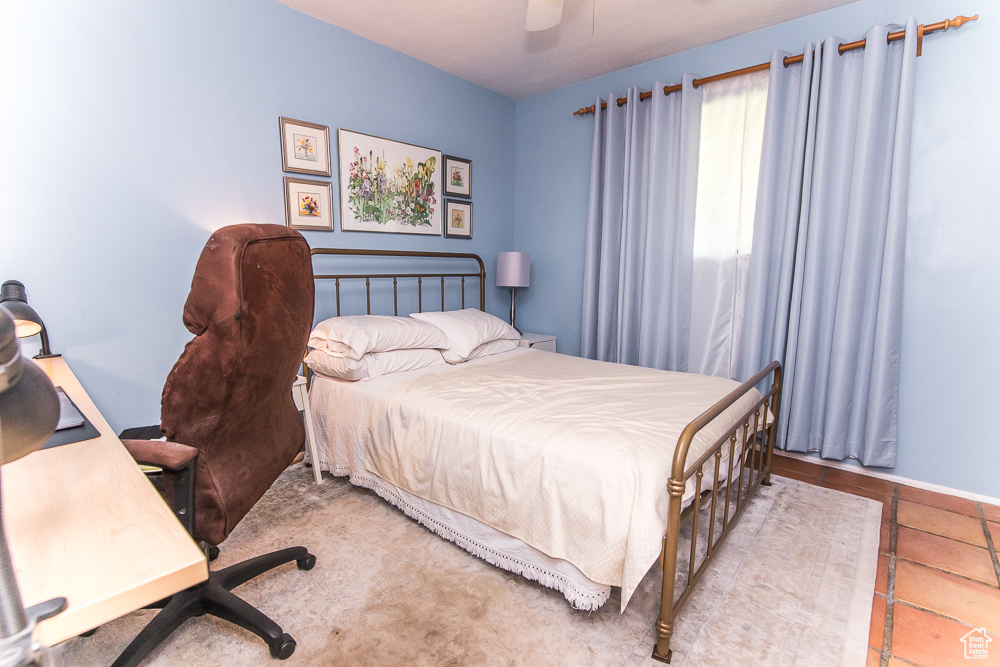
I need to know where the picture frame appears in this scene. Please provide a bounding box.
[338,129,442,235]
[279,117,331,176]
[283,177,334,231]
[442,155,472,198]
[443,199,473,239]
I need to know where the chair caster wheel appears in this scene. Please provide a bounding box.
[207,546,220,561]
[270,633,296,659]
[296,554,316,571]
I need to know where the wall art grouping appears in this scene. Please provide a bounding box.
[279,119,473,237]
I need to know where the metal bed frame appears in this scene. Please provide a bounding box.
[308,247,782,663]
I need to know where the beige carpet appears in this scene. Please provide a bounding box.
[56,467,881,666]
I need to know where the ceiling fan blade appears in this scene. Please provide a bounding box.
[526,0,563,31]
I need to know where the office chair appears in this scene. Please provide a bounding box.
[114,224,316,666]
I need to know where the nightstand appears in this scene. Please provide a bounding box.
[518,333,557,352]
[292,375,322,484]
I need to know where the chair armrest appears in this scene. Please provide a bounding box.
[122,439,198,472]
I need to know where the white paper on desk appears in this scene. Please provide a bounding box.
[55,386,85,430]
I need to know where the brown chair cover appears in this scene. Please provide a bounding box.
[160,224,314,546]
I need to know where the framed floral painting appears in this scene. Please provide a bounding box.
[279,117,331,177]
[443,199,472,239]
[283,177,334,231]
[442,155,472,198]
[337,129,442,235]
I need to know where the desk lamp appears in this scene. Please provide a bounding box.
[0,281,57,359]
[0,310,65,664]
[496,252,530,335]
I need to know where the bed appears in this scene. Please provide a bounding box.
[303,248,782,663]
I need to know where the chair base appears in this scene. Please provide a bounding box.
[112,546,315,667]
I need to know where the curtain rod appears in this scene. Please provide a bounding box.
[572,13,977,116]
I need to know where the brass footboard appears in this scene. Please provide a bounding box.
[652,361,783,663]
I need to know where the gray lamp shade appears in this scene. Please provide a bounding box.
[496,252,530,288]
[0,309,58,464]
[0,281,43,338]
[0,280,54,357]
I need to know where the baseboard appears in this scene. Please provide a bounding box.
[774,450,1000,507]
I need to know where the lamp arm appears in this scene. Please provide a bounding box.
[38,327,50,358]
[0,474,28,637]
[0,469,67,662]
[32,325,58,360]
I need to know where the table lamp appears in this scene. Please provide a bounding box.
[0,281,56,359]
[496,252,530,335]
[0,310,65,664]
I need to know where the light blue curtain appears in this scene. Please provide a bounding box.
[737,19,917,466]
[581,77,702,370]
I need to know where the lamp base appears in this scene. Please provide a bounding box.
[508,287,522,336]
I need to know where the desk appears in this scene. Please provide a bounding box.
[1,357,208,646]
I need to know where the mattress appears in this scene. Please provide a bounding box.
[308,348,760,611]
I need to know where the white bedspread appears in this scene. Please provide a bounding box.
[363,350,761,610]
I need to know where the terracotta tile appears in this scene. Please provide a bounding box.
[770,453,825,478]
[894,560,1000,635]
[866,647,882,666]
[880,520,892,555]
[984,503,1000,524]
[897,500,987,548]
[870,594,886,649]
[891,602,979,666]
[773,470,820,486]
[886,659,909,667]
[990,521,1000,544]
[898,485,978,518]
[896,526,998,586]
[824,467,896,495]
[821,480,891,521]
[875,555,889,594]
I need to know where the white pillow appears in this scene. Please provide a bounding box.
[464,337,520,361]
[409,309,520,363]
[308,315,448,359]
[305,347,445,382]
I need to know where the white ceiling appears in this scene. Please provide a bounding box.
[276,0,857,100]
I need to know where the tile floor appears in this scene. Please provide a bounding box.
[770,453,1000,667]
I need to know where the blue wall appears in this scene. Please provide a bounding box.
[513,0,1000,497]
[0,0,515,431]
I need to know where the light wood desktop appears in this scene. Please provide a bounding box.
[1,356,207,646]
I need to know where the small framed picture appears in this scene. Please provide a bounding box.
[442,155,472,198]
[443,199,472,239]
[284,177,334,231]
[279,117,331,176]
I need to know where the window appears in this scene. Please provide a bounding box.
[688,71,768,378]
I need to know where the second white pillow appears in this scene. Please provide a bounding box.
[410,309,520,363]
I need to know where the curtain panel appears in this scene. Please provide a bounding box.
[581,77,702,371]
[738,19,918,467]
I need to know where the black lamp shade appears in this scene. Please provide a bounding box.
[0,281,53,356]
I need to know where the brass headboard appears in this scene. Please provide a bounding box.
[309,248,486,316]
